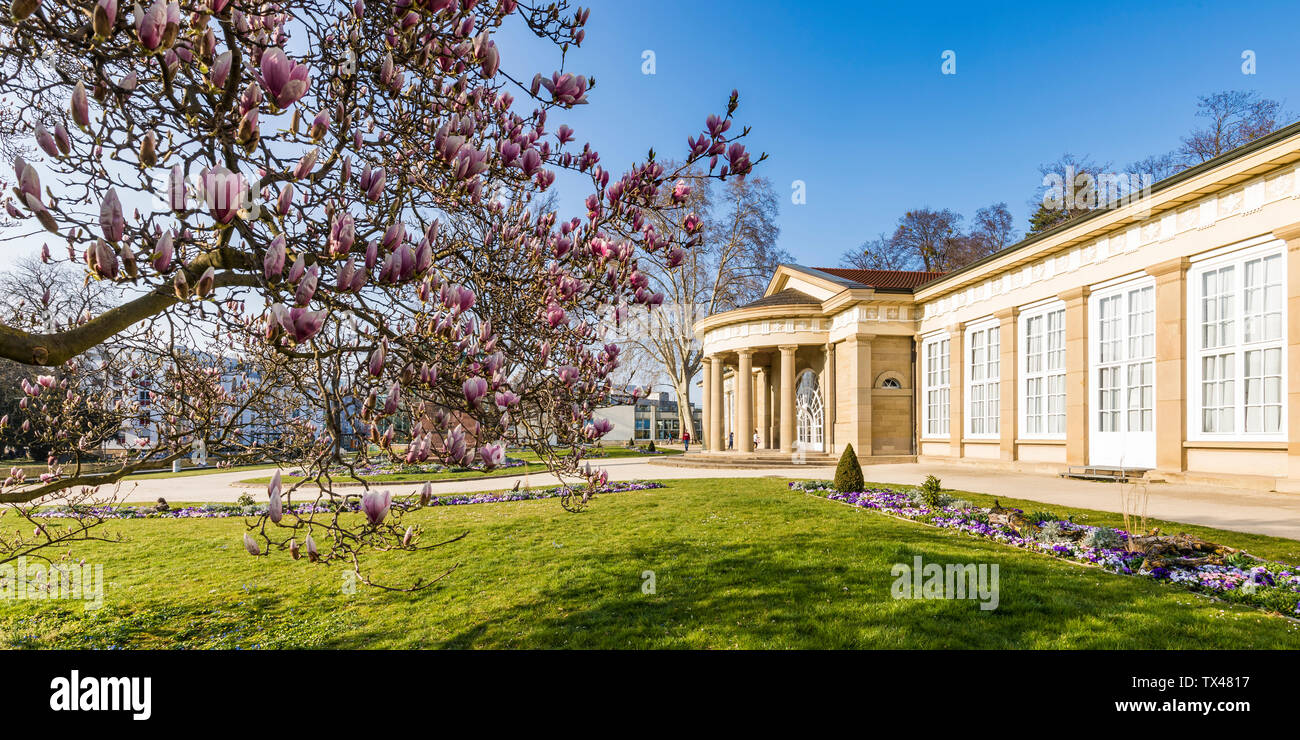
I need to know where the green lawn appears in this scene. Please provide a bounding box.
[2,477,1297,649]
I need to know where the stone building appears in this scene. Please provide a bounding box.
[695,122,1300,492]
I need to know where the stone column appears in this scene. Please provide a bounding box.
[824,341,836,452]
[708,353,724,452]
[843,334,873,457]
[1144,257,1189,475]
[1059,286,1090,467]
[737,349,754,452]
[767,360,779,448]
[996,307,1019,462]
[701,357,712,451]
[948,323,965,458]
[756,367,770,449]
[779,345,797,453]
[1271,224,1300,490]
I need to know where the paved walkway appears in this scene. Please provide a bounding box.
[108,458,1300,541]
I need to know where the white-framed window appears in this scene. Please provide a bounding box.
[1188,241,1287,440]
[922,333,950,437]
[1088,275,1157,467]
[1020,301,1066,438]
[965,321,1000,437]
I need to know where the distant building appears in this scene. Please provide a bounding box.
[596,390,702,443]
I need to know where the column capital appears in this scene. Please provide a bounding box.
[778,344,799,354]
[842,333,876,345]
[736,348,754,358]
[1057,286,1090,303]
[946,321,965,334]
[994,306,1019,322]
[1272,221,1300,243]
[1145,256,1190,279]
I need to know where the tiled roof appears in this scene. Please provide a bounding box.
[811,267,946,290]
[737,288,822,309]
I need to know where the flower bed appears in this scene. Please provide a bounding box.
[794,481,1300,618]
[32,481,665,520]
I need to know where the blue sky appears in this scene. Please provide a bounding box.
[517,0,1300,267]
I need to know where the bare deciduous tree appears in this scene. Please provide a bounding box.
[615,173,784,443]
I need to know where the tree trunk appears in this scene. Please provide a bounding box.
[674,379,698,444]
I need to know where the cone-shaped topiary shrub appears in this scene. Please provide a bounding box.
[834,444,864,492]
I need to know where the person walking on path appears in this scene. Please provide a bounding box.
[682,430,691,452]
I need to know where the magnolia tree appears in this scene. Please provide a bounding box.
[0,0,761,586]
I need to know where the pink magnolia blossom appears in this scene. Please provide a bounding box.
[382,381,400,414]
[70,81,89,128]
[267,470,283,523]
[462,376,488,406]
[134,0,168,51]
[99,188,124,242]
[360,489,391,525]
[367,341,385,377]
[196,266,215,298]
[263,234,286,280]
[478,443,505,469]
[200,166,245,224]
[151,230,174,272]
[259,48,310,109]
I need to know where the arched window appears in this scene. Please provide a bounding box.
[881,377,901,389]
[795,370,824,452]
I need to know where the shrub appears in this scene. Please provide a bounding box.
[917,475,945,508]
[646,440,657,453]
[833,444,864,492]
[1082,526,1122,550]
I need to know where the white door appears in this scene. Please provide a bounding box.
[795,370,824,452]
[1090,279,1156,468]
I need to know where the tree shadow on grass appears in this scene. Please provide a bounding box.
[391,522,1300,649]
